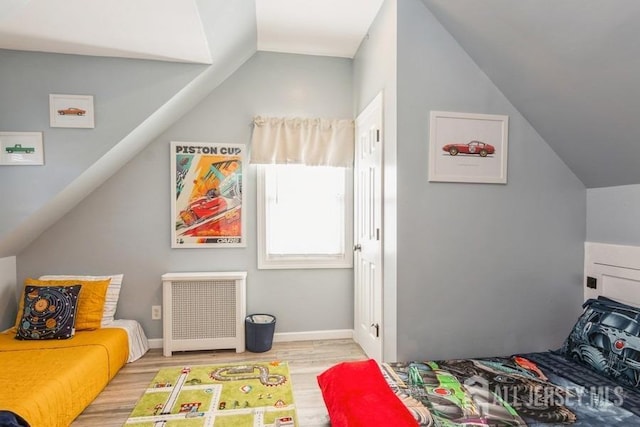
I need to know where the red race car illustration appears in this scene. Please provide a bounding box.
[442,140,495,157]
[179,196,228,226]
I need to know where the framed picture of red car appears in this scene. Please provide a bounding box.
[428,111,509,184]
[170,141,246,248]
[49,94,95,128]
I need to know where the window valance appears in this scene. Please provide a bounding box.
[250,116,354,167]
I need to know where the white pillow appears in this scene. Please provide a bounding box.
[39,274,123,326]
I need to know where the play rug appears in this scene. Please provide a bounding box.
[125,361,297,427]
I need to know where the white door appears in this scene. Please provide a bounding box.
[354,93,383,361]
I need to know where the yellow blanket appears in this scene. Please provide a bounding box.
[0,328,128,427]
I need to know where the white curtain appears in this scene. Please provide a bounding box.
[250,116,354,167]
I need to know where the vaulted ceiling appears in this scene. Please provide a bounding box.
[421,0,640,188]
[1,0,638,188]
[0,0,383,60]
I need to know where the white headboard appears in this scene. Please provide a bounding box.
[0,256,17,330]
[585,242,640,307]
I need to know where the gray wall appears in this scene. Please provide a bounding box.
[0,50,205,239]
[17,52,354,339]
[395,0,586,360]
[352,0,398,360]
[587,184,640,245]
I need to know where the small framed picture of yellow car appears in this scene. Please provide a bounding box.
[49,94,95,128]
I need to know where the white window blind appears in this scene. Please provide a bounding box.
[267,165,344,254]
[257,164,352,269]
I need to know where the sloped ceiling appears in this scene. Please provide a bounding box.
[0,0,259,258]
[0,0,383,60]
[6,1,636,188]
[2,0,636,260]
[0,0,213,63]
[421,0,640,188]
[0,0,384,258]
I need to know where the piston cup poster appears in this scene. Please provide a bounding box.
[171,141,246,248]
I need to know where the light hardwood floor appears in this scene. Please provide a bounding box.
[72,339,367,426]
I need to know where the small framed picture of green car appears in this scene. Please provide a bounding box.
[49,94,95,128]
[0,132,44,166]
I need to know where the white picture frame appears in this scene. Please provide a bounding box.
[170,141,247,248]
[49,94,95,128]
[428,111,509,184]
[0,132,44,165]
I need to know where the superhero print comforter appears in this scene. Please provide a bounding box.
[380,351,640,426]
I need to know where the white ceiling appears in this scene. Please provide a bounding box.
[0,0,384,63]
[0,0,212,63]
[256,0,384,58]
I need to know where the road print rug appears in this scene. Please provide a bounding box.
[125,361,297,427]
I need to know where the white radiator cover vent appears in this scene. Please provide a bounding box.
[162,272,246,357]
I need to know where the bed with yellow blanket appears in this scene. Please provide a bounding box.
[0,327,129,427]
[0,274,148,426]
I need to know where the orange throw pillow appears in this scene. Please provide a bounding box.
[15,278,111,331]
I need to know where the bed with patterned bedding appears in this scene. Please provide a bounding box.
[318,296,640,426]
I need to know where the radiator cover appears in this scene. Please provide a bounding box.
[162,272,246,356]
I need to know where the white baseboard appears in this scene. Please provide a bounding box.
[273,329,354,342]
[148,329,354,350]
[148,338,163,349]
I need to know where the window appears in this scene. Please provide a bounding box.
[257,164,352,269]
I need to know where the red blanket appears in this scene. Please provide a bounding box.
[317,359,419,427]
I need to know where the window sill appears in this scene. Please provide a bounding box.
[258,256,353,270]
